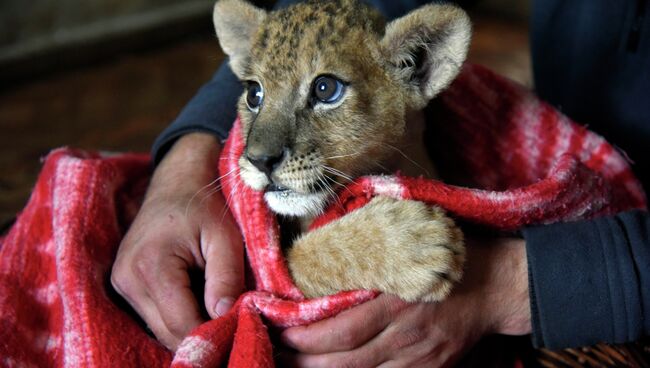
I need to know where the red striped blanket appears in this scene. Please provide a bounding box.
[0,64,645,367]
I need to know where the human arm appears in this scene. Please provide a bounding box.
[527,0,650,350]
[280,212,650,366]
[151,62,241,164]
[281,237,531,367]
[524,210,650,350]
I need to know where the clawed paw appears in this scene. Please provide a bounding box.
[288,196,465,302]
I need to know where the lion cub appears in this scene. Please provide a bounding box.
[213,0,470,302]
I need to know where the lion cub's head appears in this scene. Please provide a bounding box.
[214,0,470,216]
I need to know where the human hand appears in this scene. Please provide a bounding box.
[111,133,244,350]
[281,237,531,367]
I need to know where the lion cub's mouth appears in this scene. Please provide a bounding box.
[238,152,340,217]
[266,183,291,193]
[263,183,330,217]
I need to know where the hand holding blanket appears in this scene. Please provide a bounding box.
[0,64,645,367]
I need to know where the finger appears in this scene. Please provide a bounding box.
[202,213,245,319]
[111,266,183,350]
[143,254,205,344]
[281,294,407,354]
[376,340,462,368]
[289,339,389,368]
[131,294,184,350]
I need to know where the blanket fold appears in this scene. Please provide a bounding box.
[0,64,645,367]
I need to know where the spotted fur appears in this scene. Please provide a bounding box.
[213,0,470,301]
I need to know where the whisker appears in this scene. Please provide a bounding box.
[199,185,224,206]
[185,168,237,217]
[219,189,236,225]
[316,174,343,210]
[218,174,244,225]
[378,142,430,177]
[322,165,354,182]
[323,151,363,160]
[319,169,355,198]
[372,160,391,173]
[322,172,349,189]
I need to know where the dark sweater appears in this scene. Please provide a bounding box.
[151,0,650,350]
[524,0,650,349]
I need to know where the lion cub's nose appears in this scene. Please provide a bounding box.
[246,148,286,178]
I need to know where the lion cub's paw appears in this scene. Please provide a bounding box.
[288,196,465,302]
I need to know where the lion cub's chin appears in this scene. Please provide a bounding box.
[264,190,330,217]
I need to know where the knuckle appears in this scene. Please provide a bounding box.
[206,269,243,290]
[164,318,189,338]
[110,265,134,296]
[149,325,179,351]
[285,329,320,352]
[209,268,241,282]
[131,256,161,291]
[330,358,364,368]
[133,256,155,281]
[390,327,426,351]
[334,330,360,350]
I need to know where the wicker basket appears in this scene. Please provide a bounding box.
[460,336,650,367]
[536,340,650,368]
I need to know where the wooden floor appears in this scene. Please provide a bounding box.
[0,14,530,228]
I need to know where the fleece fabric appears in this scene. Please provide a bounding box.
[0,64,645,367]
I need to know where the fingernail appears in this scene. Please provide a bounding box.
[215,297,235,317]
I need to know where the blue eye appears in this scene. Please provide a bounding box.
[246,82,264,111]
[313,76,345,104]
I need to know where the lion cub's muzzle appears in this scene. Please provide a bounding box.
[240,144,331,217]
[245,146,288,180]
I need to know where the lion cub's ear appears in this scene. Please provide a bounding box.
[381,4,471,109]
[213,0,267,78]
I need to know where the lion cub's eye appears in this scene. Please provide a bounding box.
[312,76,345,104]
[246,82,264,112]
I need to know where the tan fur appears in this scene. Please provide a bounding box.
[289,197,464,302]
[213,0,471,302]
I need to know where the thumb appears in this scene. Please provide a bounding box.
[202,215,245,319]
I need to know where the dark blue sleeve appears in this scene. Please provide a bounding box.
[531,0,650,191]
[151,61,241,163]
[523,211,650,349]
[151,0,434,164]
[525,0,650,350]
